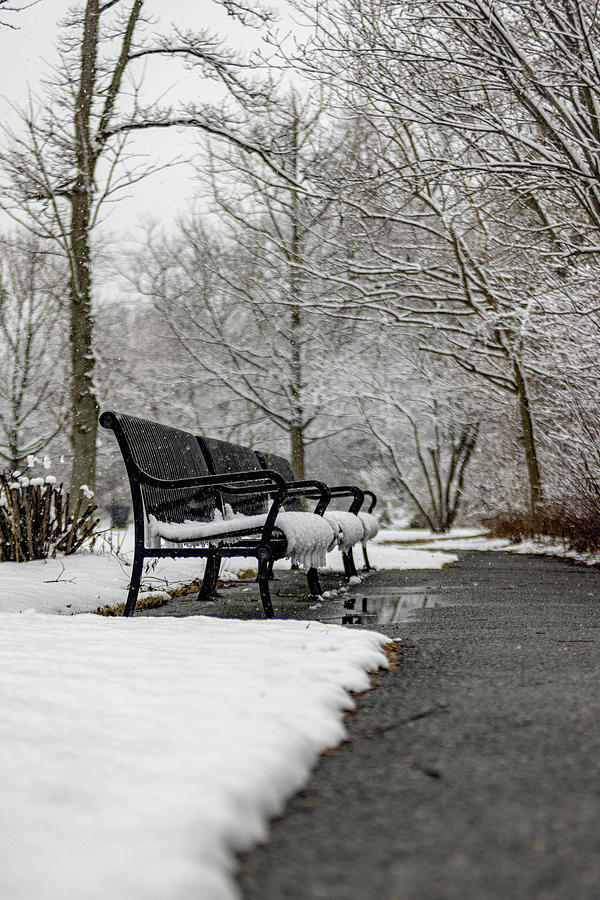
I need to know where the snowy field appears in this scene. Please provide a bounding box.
[0,527,460,900]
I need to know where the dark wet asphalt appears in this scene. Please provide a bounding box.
[230,551,600,900]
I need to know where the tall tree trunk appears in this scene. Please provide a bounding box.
[290,422,306,481]
[69,0,100,494]
[69,198,99,494]
[289,306,305,479]
[513,360,542,526]
[288,99,306,482]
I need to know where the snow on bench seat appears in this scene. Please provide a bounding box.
[149,509,335,571]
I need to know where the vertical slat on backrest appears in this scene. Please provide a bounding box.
[256,452,304,512]
[199,437,269,516]
[117,413,218,522]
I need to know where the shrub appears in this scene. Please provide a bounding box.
[0,471,100,562]
[484,498,600,554]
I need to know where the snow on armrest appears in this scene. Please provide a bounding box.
[357,512,379,542]
[324,511,365,553]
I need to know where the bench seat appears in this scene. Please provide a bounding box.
[148,509,334,570]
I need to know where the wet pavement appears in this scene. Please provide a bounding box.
[138,563,449,625]
[145,550,600,899]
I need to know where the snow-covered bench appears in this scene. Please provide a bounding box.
[256,452,379,575]
[99,411,336,618]
[192,433,334,602]
[195,438,379,583]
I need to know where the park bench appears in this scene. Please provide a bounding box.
[100,410,379,618]
[99,411,335,618]
[256,452,379,574]
[195,438,378,580]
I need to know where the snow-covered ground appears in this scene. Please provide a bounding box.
[4,521,586,900]
[381,527,600,566]
[0,526,460,900]
[0,525,459,616]
[0,613,388,900]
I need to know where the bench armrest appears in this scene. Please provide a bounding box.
[327,484,365,515]
[279,479,332,516]
[362,490,377,513]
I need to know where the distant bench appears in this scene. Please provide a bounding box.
[100,411,378,618]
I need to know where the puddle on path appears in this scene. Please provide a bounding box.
[319,587,448,626]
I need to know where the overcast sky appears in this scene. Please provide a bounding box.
[0,0,297,243]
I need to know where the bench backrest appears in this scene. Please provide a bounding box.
[198,437,269,516]
[100,411,219,523]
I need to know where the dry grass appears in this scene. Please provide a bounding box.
[485,498,600,554]
[383,640,412,669]
[94,572,246,616]
[95,593,170,616]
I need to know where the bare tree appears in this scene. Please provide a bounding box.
[367,400,479,532]
[139,92,359,478]
[0,0,38,27]
[351,336,483,530]
[0,0,275,493]
[138,225,356,478]
[0,234,68,468]
[279,0,586,523]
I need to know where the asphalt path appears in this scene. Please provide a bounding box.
[233,550,600,900]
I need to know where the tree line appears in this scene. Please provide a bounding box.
[1,0,599,533]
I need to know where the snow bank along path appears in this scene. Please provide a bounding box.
[0,536,458,615]
[0,612,389,900]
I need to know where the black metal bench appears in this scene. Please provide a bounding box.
[197,440,376,582]
[256,452,378,574]
[100,411,334,618]
[196,434,333,601]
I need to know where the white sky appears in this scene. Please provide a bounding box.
[0,0,301,243]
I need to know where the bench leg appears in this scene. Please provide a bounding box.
[362,544,373,571]
[124,551,144,617]
[257,550,274,618]
[306,567,322,599]
[342,550,358,579]
[199,555,221,601]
